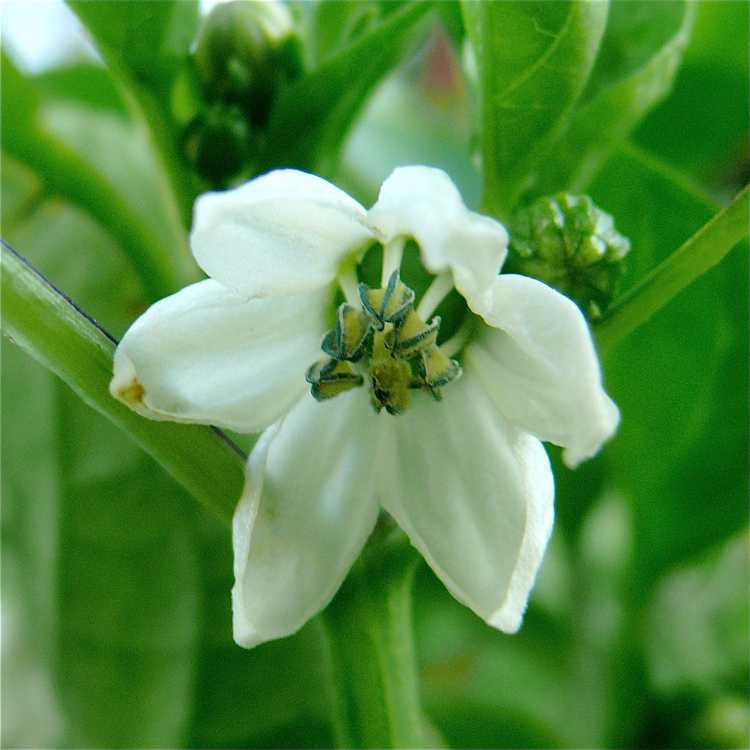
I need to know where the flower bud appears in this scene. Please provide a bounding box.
[194,0,302,127]
[508,193,630,319]
[183,103,255,185]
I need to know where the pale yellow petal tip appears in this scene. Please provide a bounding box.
[113,376,145,407]
[110,351,146,408]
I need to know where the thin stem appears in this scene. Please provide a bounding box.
[595,185,749,356]
[381,239,405,286]
[1,241,244,524]
[339,263,361,306]
[417,272,453,320]
[4,131,185,301]
[319,529,425,749]
[441,314,477,358]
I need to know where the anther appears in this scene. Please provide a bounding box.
[359,270,414,329]
[322,303,371,361]
[306,359,364,401]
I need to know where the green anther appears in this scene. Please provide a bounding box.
[418,346,461,398]
[322,303,372,361]
[359,270,414,329]
[307,269,461,411]
[306,358,364,401]
[369,331,412,415]
[390,309,440,359]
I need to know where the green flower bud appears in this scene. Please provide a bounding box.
[183,103,255,185]
[194,0,302,127]
[508,193,631,319]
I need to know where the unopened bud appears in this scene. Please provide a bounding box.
[508,193,630,319]
[194,0,302,126]
[183,103,255,185]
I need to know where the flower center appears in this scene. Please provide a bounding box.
[306,267,462,415]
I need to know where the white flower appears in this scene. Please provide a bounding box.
[110,166,619,648]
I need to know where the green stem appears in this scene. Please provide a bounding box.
[4,129,184,301]
[126,86,197,232]
[319,528,425,748]
[1,242,244,523]
[595,185,749,355]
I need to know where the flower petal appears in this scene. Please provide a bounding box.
[232,390,384,648]
[379,373,554,633]
[466,274,619,467]
[367,166,508,304]
[191,169,373,297]
[110,279,329,433]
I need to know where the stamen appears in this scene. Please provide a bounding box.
[381,238,405,286]
[307,270,463,412]
[417,272,453,320]
[339,264,360,307]
[440,315,476,358]
[306,358,364,401]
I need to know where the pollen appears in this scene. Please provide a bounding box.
[307,270,461,413]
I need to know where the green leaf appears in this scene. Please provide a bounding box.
[66,0,198,96]
[1,177,332,747]
[1,53,188,299]
[307,0,384,65]
[635,0,749,192]
[54,385,203,746]
[187,520,333,747]
[461,0,608,217]
[538,0,695,194]
[66,0,199,228]
[646,532,748,697]
[1,240,245,523]
[1,192,202,745]
[596,182,748,354]
[591,145,748,582]
[35,62,127,113]
[261,1,432,175]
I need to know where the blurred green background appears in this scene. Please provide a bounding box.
[2,1,748,748]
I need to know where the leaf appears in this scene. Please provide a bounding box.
[1,193,202,746]
[537,0,695,194]
[596,184,749,354]
[2,178,331,746]
[634,0,749,192]
[35,62,127,113]
[1,53,188,299]
[461,0,608,216]
[66,0,199,229]
[307,0,384,65]
[66,0,199,97]
[187,520,333,747]
[645,532,748,697]
[261,1,432,175]
[591,145,748,583]
[54,386,203,747]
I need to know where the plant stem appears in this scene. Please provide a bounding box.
[595,185,749,356]
[5,130,184,301]
[319,528,425,748]
[1,242,244,524]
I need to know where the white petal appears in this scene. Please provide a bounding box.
[466,274,619,468]
[367,166,508,304]
[232,390,384,648]
[379,373,554,633]
[110,280,329,433]
[191,169,373,297]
